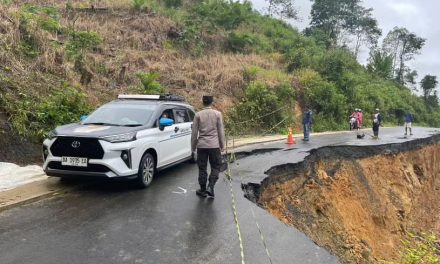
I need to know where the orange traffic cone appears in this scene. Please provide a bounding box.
[286,127,295,145]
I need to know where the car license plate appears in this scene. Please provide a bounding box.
[61,157,88,167]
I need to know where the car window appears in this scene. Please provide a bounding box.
[160,109,174,121]
[174,109,190,123]
[83,103,155,126]
[188,109,195,121]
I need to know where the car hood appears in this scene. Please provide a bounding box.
[54,123,143,138]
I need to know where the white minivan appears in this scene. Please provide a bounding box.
[42,95,195,187]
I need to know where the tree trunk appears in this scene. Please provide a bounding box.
[268,0,273,17]
[354,32,362,58]
[397,41,407,84]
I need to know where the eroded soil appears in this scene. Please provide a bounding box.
[252,136,440,263]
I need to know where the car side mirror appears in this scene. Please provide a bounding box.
[159,118,174,130]
[80,115,88,122]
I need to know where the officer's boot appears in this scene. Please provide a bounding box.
[206,184,215,198]
[196,185,207,197]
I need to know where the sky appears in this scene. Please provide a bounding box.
[249,0,440,85]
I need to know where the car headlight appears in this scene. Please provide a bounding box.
[101,132,137,143]
[47,130,57,140]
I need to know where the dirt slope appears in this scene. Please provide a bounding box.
[254,137,440,263]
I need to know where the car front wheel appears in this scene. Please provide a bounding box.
[136,153,155,188]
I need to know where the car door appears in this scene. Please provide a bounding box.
[157,107,181,167]
[171,108,192,161]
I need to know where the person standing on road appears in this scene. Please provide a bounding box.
[404,111,414,136]
[372,108,382,139]
[191,95,226,198]
[356,109,365,139]
[302,107,313,141]
[349,109,358,130]
[358,109,364,130]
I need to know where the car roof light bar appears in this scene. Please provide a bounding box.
[117,94,185,102]
[118,94,161,100]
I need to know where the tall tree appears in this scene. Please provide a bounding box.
[266,0,299,20]
[367,50,393,79]
[349,6,381,57]
[421,75,438,100]
[382,27,425,84]
[308,0,380,52]
[404,69,418,91]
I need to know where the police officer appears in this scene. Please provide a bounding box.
[191,95,226,198]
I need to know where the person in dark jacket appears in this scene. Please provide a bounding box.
[372,108,382,139]
[191,95,226,198]
[404,111,414,136]
[302,107,313,141]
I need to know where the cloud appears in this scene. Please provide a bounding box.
[386,2,420,16]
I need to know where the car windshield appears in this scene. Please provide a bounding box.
[83,103,155,126]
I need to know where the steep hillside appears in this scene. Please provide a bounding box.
[1,0,440,164]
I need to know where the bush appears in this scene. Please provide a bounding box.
[192,0,253,31]
[0,84,91,140]
[226,32,256,53]
[240,15,306,53]
[316,48,362,86]
[65,30,102,61]
[136,72,166,94]
[296,69,348,129]
[177,17,208,56]
[20,5,61,33]
[17,5,61,57]
[35,85,91,137]
[227,81,295,135]
[132,0,148,11]
[164,0,182,8]
[286,46,323,72]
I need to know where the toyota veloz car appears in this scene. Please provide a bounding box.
[42,94,195,187]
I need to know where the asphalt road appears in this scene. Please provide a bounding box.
[0,127,438,264]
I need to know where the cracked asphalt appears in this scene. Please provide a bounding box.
[0,127,438,264]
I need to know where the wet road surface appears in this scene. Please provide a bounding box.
[0,127,438,264]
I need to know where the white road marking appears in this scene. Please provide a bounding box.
[172,187,187,194]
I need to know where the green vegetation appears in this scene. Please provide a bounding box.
[0,83,91,140]
[65,30,102,61]
[401,232,439,264]
[132,0,148,11]
[226,81,294,135]
[136,72,166,95]
[383,232,440,264]
[227,66,294,135]
[1,0,440,140]
[19,4,61,33]
[17,5,61,57]
[164,0,182,8]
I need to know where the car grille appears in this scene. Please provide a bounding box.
[48,161,111,173]
[50,137,104,159]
